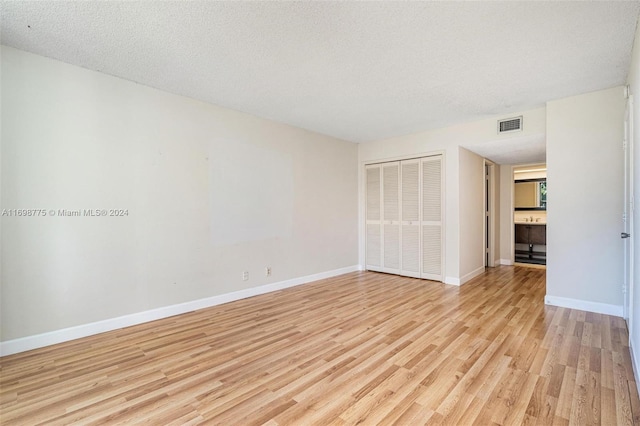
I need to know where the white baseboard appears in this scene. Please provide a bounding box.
[444,266,485,286]
[630,340,640,397]
[444,276,460,286]
[460,266,485,285]
[497,259,513,266]
[0,265,361,357]
[544,295,623,317]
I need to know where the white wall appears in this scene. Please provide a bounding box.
[498,164,514,265]
[459,147,485,281]
[492,163,501,266]
[546,86,625,313]
[0,46,359,342]
[627,18,640,388]
[358,107,546,283]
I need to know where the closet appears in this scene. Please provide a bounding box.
[365,155,443,281]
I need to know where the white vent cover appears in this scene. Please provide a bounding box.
[498,116,523,133]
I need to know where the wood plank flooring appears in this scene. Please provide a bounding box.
[1,266,639,425]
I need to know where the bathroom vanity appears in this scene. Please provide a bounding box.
[514,222,546,265]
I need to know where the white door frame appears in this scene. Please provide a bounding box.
[484,160,496,267]
[624,92,635,332]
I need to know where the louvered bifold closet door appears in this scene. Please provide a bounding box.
[400,159,421,278]
[365,165,382,271]
[421,155,443,281]
[382,163,401,274]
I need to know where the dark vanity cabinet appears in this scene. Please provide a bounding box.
[515,224,546,265]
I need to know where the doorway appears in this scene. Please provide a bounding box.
[513,164,547,266]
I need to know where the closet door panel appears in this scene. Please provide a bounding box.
[422,158,442,222]
[400,160,420,277]
[422,225,442,279]
[366,224,381,268]
[384,224,400,270]
[421,156,443,280]
[365,165,382,271]
[383,164,400,221]
[366,167,381,221]
[382,163,401,273]
[402,227,420,276]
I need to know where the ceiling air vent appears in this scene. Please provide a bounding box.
[498,116,522,134]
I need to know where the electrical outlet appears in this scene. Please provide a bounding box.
[266,267,272,277]
[242,271,249,281]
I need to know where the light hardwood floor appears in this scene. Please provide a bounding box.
[1,266,639,425]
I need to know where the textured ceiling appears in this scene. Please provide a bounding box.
[2,2,639,156]
[463,134,547,166]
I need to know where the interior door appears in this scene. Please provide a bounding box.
[421,155,443,281]
[382,163,401,274]
[623,94,635,326]
[400,159,421,278]
[365,165,382,272]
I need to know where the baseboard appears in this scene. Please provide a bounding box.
[544,295,623,317]
[460,266,485,285]
[630,340,640,397]
[0,265,361,357]
[444,266,485,286]
[444,276,460,286]
[497,258,513,266]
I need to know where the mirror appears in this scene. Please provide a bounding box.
[515,179,546,210]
